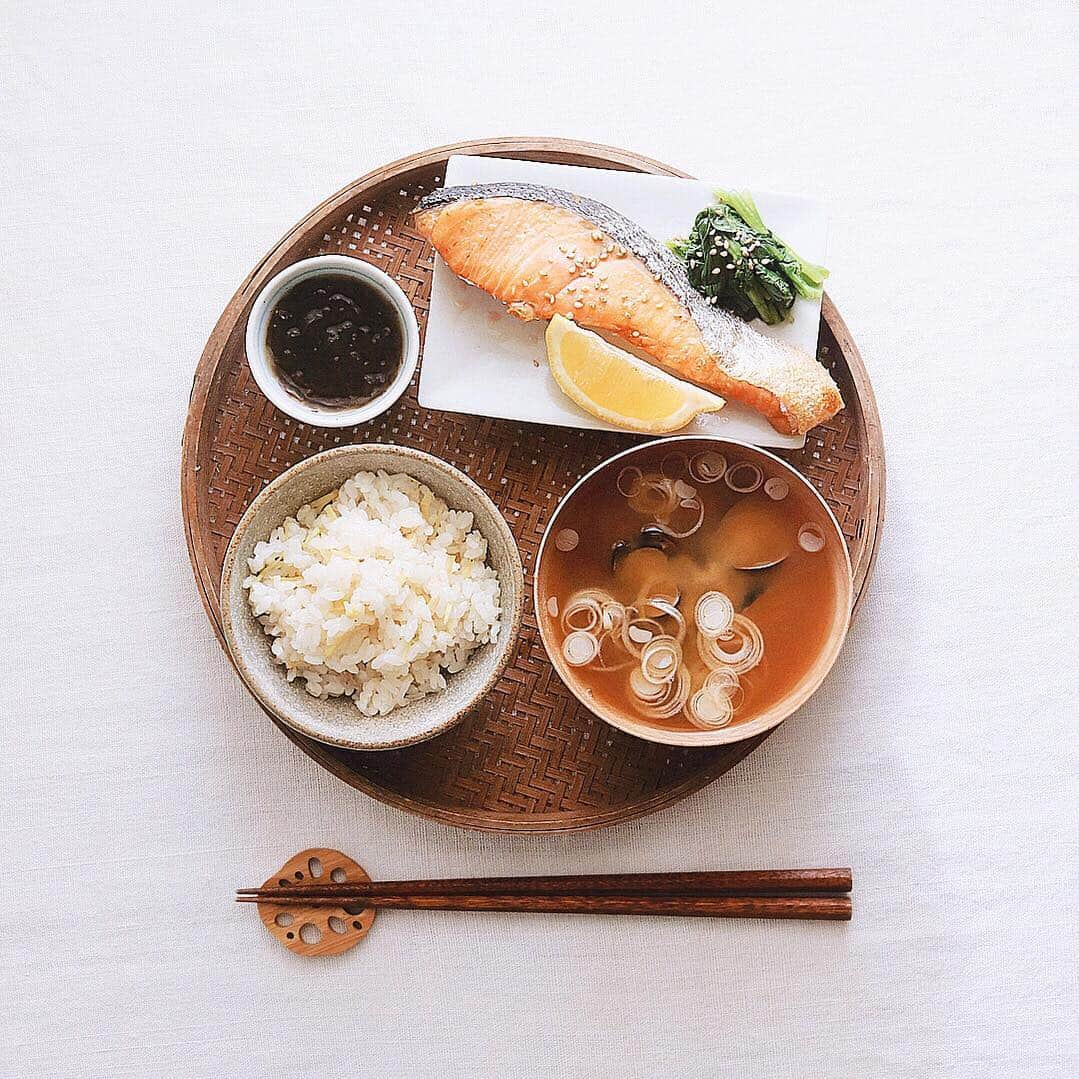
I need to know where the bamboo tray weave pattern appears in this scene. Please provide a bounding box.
[182,138,885,833]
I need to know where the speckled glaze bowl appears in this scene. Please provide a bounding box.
[220,445,524,751]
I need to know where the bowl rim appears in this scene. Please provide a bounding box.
[219,443,524,750]
[534,435,854,748]
[244,255,420,429]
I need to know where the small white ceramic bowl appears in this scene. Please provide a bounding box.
[220,445,524,751]
[244,255,420,428]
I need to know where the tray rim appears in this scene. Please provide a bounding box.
[181,136,886,833]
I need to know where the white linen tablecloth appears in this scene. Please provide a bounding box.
[1,2,1076,1076]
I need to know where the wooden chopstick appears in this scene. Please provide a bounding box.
[237,891,851,921]
[237,868,851,900]
[237,868,852,921]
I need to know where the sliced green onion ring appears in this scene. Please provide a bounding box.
[697,614,764,675]
[640,635,682,684]
[622,615,664,656]
[684,688,734,730]
[639,668,691,720]
[616,466,643,498]
[704,667,740,695]
[724,462,763,494]
[562,588,613,633]
[688,451,727,484]
[599,602,626,633]
[629,666,667,703]
[555,528,579,552]
[695,591,735,636]
[764,477,789,501]
[629,474,678,519]
[660,451,688,479]
[563,631,600,667]
[643,597,686,642]
[798,523,826,552]
[657,498,705,539]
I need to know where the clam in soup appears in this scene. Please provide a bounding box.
[537,441,849,735]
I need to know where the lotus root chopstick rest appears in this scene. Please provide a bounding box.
[255,848,375,957]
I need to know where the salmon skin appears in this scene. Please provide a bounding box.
[415,182,842,435]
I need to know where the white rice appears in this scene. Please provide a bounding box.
[243,470,502,716]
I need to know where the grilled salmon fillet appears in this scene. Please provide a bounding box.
[414,183,842,435]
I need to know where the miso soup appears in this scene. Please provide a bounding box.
[536,440,850,734]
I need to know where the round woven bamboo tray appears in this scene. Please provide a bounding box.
[182,138,885,833]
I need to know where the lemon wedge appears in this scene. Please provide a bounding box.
[545,315,724,433]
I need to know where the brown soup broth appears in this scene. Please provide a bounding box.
[537,444,846,732]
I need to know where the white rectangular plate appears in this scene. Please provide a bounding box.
[418,155,829,449]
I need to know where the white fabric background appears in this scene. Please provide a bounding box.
[2,2,1076,1076]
